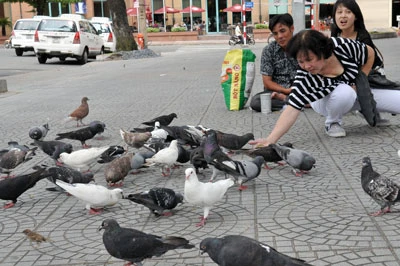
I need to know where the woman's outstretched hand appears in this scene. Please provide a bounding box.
[248,138,271,148]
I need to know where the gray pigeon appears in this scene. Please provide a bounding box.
[125,187,183,216]
[32,139,73,162]
[104,153,133,186]
[361,157,400,216]
[45,165,94,192]
[56,120,106,148]
[0,145,37,178]
[244,142,293,169]
[130,151,155,174]
[210,156,265,191]
[270,144,316,177]
[200,235,313,266]
[141,112,178,126]
[29,123,50,141]
[99,219,194,266]
[215,130,254,152]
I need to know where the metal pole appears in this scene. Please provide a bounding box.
[163,0,166,31]
[190,0,193,31]
[242,0,246,45]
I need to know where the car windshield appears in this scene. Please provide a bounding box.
[14,21,40,30]
[38,19,77,32]
[92,23,110,33]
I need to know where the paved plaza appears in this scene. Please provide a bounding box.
[0,37,400,266]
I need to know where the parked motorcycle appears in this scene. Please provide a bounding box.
[229,34,255,46]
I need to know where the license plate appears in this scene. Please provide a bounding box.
[53,38,60,44]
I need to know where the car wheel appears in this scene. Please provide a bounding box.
[37,54,47,64]
[15,48,23,56]
[78,48,88,65]
[59,57,66,62]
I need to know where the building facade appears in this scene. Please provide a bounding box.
[0,0,399,36]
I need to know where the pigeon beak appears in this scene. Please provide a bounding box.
[98,225,104,231]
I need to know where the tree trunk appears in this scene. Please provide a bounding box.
[108,0,137,51]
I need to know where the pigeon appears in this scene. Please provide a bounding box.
[130,150,155,174]
[64,96,89,126]
[58,146,110,171]
[99,219,194,266]
[190,145,209,174]
[28,123,50,141]
[120,129,152,149]
[97,145,126,164]
[210,156,265,191]
[203,129,232,165]
[45,165,94,192]
[215,131,255,152]
[361,157,400,216]
[125,187,184,217]
[184,168,234,227]
[142,112,178,126]
[177,144,191,164]
[130,126,156,133]
[0,146,37,178]
[56,120,106,148]
[145,140,179,177]
[0,166,48,208]
[270,144,316,177]
[244,142,293,169]
[150,121,169,140]
[32,139,73,162]
[104,153,133,186]
[200,235,313,266]
[23,229,49,244]
[55,180,123,214]
[162,125,207,147]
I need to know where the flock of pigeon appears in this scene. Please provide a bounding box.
[2,96,398,265]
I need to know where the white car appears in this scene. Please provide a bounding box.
[91,17,116,53]
[11,18,43,56]
[33,15,104,64]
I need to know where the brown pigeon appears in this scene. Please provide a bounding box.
[120,129,151,149]
[104,153,133,187]
[65,97,89,126]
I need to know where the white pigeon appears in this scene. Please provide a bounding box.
[55,180,123,214]
[150,121,169,140]
[145,140,179,177]
[184,168,234,227]
[58,146,110,171]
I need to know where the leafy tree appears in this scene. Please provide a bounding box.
[0,17,12,36]
[108,0,137,51]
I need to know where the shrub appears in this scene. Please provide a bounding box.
[255,24,269,29]
[171,27,186,32]
[147,27,160,33]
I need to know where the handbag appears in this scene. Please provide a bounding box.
[355,70,378,127]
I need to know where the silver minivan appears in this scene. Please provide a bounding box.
[33,15,104,64]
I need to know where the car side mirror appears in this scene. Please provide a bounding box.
[97,30,102,35]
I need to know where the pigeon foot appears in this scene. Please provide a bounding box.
[82,144,91,149]
[89,208,103,215]
[108,182,123,187]
[4,202,15,209]
[369,207,391,216]
[263,163,273,170]
[162,212,173,217]
[238,185,248,191]
[196,216,207,227]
